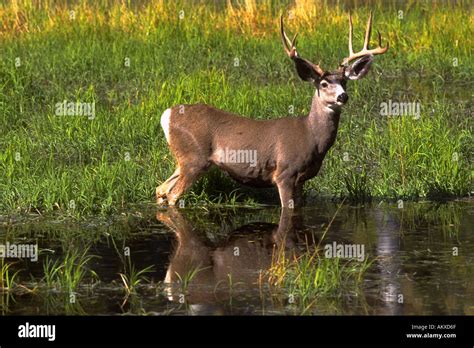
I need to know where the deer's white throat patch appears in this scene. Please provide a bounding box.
[161,108,171,143]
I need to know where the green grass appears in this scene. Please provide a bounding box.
[119,262,154,296]
[110,237,154,299]
[174,266,206,296]
[268,234,373,309]
[0,258,20,293]
[0,0,472,216]
[118,256,154,297]
[42,248,97,292]
[268,198,373,309]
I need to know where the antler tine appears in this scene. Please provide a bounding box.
[280,15,298,58]
[340,11,389,66]
[363,11,373,50]
[280,15,290,54]
[348,13,354,56]
[289,32,298,53]
[280,15,325,76]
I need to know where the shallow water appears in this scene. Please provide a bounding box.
[1,199,473,315]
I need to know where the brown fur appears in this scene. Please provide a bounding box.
[157,96,341,207]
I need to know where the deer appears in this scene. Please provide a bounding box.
[156,12,388,208]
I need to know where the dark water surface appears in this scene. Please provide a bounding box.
[1,200,473,315]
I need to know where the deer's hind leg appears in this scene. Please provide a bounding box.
[166,162,209,206]
[156,167,180,204]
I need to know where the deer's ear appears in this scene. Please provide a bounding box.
[293,57,322,82]
[345,55,373,80]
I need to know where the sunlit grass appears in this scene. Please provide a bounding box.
[268,248,372,309]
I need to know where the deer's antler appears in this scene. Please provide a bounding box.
[280,15,325,76]
[340,11,389,66]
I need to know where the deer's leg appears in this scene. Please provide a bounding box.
[156,167,180,204]
[166,164,207,206]
[272,207,298,248]
[276,178,297,208]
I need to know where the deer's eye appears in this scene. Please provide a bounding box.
[320,82,328,88]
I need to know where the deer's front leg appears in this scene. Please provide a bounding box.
[276,179,297,208]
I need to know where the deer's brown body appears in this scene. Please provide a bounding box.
[156,13,388,207]
[162,103,339,203]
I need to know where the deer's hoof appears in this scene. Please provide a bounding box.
[157,196,168,205]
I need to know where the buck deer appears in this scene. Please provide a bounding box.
[157,12,388,208]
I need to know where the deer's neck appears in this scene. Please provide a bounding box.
[307,95,341,155]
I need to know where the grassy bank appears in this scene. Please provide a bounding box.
[0,0,472,216]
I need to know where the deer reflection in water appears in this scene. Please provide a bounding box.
[156,207,317,314]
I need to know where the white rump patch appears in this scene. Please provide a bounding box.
[161,108,171,143]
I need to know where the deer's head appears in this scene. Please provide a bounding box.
[280,12,389,111]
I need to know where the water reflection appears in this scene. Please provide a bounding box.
[1,201,472,315]
[155,201,474,315]
[372,209,404,314]
[156,207,316,314]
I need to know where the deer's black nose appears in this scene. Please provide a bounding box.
[337,93,349,104]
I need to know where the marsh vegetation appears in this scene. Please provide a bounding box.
[0,0,472,316]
